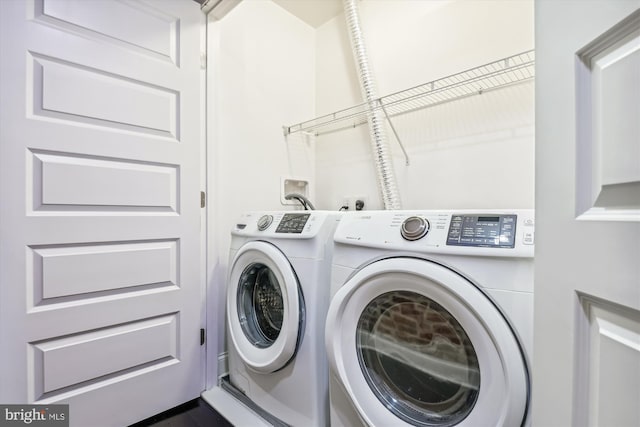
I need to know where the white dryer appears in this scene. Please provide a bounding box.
[326,210,534,427]
[226,211,340,426]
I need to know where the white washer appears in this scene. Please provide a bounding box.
[226,211,340,426]
[326,210,534,427]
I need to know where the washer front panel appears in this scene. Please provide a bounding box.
[228,241,302,373]
[325,258,528,426]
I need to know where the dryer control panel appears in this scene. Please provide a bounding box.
[446,214,516,248]
[333,209,534,258]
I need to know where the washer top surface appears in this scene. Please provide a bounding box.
[333,209,534,258]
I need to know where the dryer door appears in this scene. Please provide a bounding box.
[227,241,303,373]
[325,257,528,427]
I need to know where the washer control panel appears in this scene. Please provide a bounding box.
[446,214,517,248]
[232,211,339,241]
[275,213,311,234]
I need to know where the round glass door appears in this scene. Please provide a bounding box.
[227,241,302,373]
[237,262,284,348]
[356,291,480,426]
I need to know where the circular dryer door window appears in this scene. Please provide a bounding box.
[325,257,529,426]
[227,241,303,373]
[357,291,480,426]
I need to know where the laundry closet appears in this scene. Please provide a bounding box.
[205,1,535,425]
[206,0,534,385]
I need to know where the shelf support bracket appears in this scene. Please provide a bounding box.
[378,100,410,166]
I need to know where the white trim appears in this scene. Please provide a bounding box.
[201,386,272,427]
[200,0,242,19]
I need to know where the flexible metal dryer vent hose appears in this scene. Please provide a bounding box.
[343,0,402,210]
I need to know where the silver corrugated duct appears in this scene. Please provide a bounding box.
[343,0,402,210]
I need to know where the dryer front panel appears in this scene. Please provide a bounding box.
[325,258,529,427]
[227,241,303,373]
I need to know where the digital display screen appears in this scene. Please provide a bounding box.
[446,214,517,248]
[477,216,499,222]
[275,213,311,234]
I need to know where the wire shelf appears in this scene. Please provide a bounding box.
[284,49,535,136]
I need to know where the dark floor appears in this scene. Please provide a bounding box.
[130,398,233,427]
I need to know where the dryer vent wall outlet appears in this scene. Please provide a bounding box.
[342,196,368,211]
[281,177,311,206]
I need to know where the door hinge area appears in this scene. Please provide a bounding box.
[200,328,205,345]
[201,191,206,208]
[200,52,207,70]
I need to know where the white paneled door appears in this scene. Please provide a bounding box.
[534,1,640,426]
[0,0,205,425]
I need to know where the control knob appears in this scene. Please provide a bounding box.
[401,216,430,241]
[257,215,273,231]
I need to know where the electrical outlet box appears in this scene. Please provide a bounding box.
[341,195,368,211]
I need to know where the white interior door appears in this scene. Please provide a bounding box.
[0,0,205,425]
[534,2,640,426]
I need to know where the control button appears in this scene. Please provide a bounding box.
[524,218,535,226]
[523,231,534,245]
[401,216,430,241]
[257,215,273,231]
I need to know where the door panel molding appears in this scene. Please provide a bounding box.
[575,294,640,426]
[28,239,179,308]
[32,0,179,65]
[28,150,180,214]
[29,53,179,139]
[576,9,640,221]
[29,313,179,400]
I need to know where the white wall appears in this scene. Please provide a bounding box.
[206,0,315,385]
[314,0,535,210]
